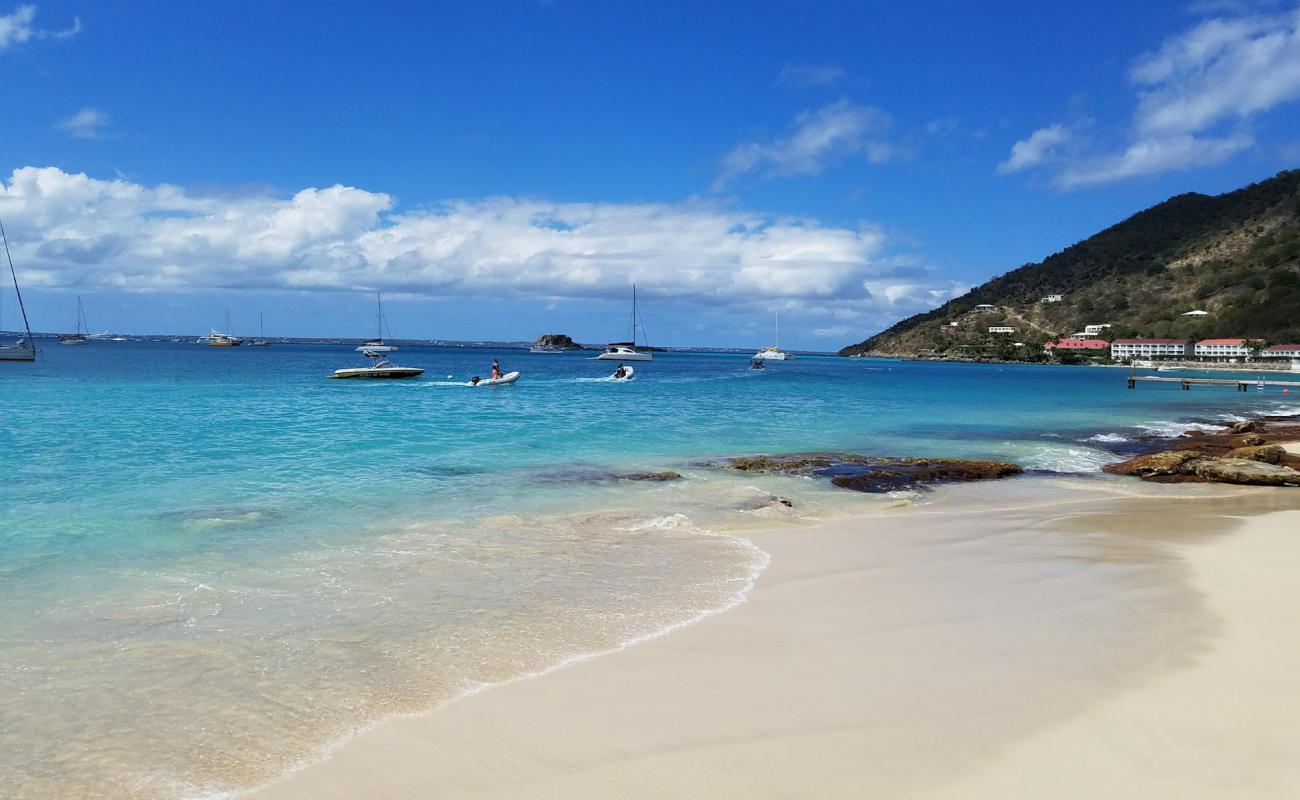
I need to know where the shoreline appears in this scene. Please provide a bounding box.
[247,478,1300,799]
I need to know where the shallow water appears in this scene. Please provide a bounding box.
[2,343,1296,797]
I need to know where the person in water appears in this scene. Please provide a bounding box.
[491,358,502,380]
[613,364,627,379]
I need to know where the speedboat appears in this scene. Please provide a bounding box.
[1156,365,1183,372]
[596,343,652,361]
[468,371,521,386]
[529,345,566,354]
[203,329,243,346]
[331,350,424,380]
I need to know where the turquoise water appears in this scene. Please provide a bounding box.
[2,342,1297,798]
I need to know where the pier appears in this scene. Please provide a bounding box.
[1127,375,1300,392]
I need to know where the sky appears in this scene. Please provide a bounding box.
[2,0,1300,349]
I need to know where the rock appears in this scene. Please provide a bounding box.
[532,333,583,350]
[1230,420,1262,434]
[1223,445,1286,464]
[616,471,683,482]
[736,495,795,510]
[1239,434,1267,446]
[828,459,1023,493]
[1183,428,1206,437]
[1192,458,1300,486]
[1102,450,1203,477]
[722,453,1022,493]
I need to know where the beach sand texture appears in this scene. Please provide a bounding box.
[251,483,1300,799]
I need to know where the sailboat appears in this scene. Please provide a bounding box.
[59,296,92,345]
[202,310,243,346]
[753,309,793,361]
[249,313,271,346]
[596,284,653,361]
[356,293,398,352]
[0,218,36,362]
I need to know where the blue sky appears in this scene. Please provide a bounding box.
[2,0,1299,348]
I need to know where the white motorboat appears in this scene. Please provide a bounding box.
[355,293,398,352]
[58,296,91,345]
[468,371,521,386]
[596,284,653,361]
[331,350,425,380]
[753,310,793,361]
[202,329,243,346]
[0,218,36,362]
[529,345,566,354]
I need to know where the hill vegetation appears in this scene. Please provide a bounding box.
[841,170,1300,358]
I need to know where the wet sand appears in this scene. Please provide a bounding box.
[249,480,1300,799]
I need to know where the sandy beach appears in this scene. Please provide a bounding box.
[250,480,1300,799]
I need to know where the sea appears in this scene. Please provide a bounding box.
[2,340,1297,798]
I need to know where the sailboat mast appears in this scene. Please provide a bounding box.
[631,284,637,347]
[775,309,779,350]
[0,218,33,340]
[377,292,383,342]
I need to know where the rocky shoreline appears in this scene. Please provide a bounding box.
[1103,417,1300,486]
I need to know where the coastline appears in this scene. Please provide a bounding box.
[247,477,1300,799]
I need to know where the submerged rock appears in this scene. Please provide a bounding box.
[1192,458,1300,486]
[723,452,1023,493]
[736,495,795,510]
[1230,420,1262,434]
[616,471,683,482]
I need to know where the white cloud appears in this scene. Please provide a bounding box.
[715,99,896,189]
[1001,8,1300,186]
[0,167,959,328]
[57,108,110,139]
[776,63,844,87]
[997,124,1070,174]
[0,4,79,51]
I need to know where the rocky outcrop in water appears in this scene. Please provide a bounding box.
[721,453,1024,493]
[1104,423,1300,486]
[533,333,584,349]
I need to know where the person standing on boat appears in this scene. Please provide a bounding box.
[491,358,503,380]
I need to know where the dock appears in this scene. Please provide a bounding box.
[1127,375,1300,392]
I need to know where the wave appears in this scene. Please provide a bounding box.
[1087,432,1129,444]
[1020,445,1120,473]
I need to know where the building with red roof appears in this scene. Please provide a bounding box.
[1045,337,1108,351]
[1194,338,1254,359]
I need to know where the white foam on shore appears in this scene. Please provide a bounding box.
[1134,420,1227,438]
[1087,433,1129,444]
[1019,445,1120,473]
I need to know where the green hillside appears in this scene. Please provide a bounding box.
[840,170,1300,357]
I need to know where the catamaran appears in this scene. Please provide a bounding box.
[597,284,653,361]
[0,218,36,362]
[753,310,793,361]
[58,296,92,345]
[356,293,398,352]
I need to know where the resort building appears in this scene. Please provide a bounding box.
[1261,344,1300,358]
[1110,338,1192,360]
[975,304,996,312]
[988,326,1016,334]
[1045,338,1108,352]
[1041,294,1063,303]
[1083,324,1111,335]
[1194,338,1254,361]
[1070,331,1098,339]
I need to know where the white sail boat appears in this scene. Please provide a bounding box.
[249,313,271,346]
[356,293,398,352]
[0,218,36,362]
[59,296,92,345]
[753,309,793,361]
[596,284,653,361]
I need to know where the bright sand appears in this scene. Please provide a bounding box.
[249,481,1300,799]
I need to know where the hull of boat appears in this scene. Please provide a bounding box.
[0,346,37,361]
[330,366,425,379]
[528,347,566,354]
[356,345,397,353]
[596,350,652,361]
[472,371,521,386]
[58,337,90,346]
[208,341,242,346]
[753,351,791,361]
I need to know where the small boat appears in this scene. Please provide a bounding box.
[611,365,635,381]
[355,293,398,352]
[468,371,521,386]
[596,285,653,361]
[58,296,92,345]
[750,358,766,370]
[529,345,566,354]
[1156,365,1183,372]
[0,218,36,362]
[203,329,243,346]
[330,350,425,380]
[249,313,271,346]
[752,310,793,361]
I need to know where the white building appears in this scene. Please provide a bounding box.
[1261,344,1300,359]
[1194,338,1253,360]
[1110,339,1191,360]
[988,326,1016,334]
[1181,310,1209,317]
[1070,331,1097,339]
[1042,294,1063,303]
[975,304,996,312]
[1083,323,1111,335]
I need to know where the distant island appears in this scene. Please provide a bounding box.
[841,169,1300,361]
[532,334,586,350]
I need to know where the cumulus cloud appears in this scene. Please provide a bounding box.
[715,99,896,189]
[1001,7,1300,186]
[0,4,80,51]
[0,167,960,332]
[997,124,1070,174]
[776,63,844,87]
[57,108,110,139]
